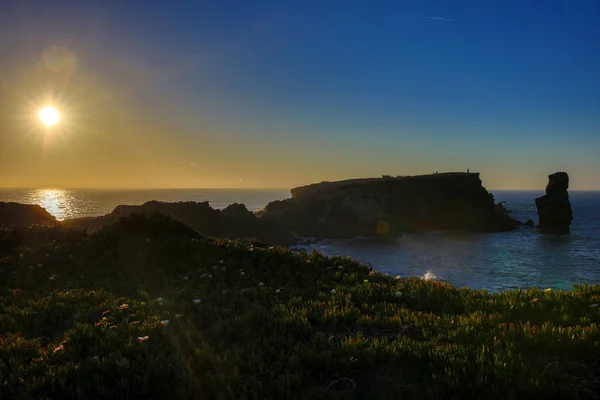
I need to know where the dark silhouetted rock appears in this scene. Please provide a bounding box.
[264,172,520,239]
[535,172,573,232]
[525,219,535,228]
[0,202,58,228]
[111,201,221,236]
[59,172,521,245]
[220,203,259,238]
[495,201,510,215]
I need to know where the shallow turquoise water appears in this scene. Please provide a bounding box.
[296,191,600,291]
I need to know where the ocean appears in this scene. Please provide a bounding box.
[1,188,599,291]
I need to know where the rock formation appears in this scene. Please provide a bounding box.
[112,201,221,236]
[269,172,520,238]
[0,202,58,228]
[535,172,573,232]
[54,172,521,244]
[220,203,260,238]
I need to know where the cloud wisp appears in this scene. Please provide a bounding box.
[417,15,453,22]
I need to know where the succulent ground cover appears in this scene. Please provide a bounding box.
[1,215,599,399]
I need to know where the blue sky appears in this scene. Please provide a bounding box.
[0,0,599,189]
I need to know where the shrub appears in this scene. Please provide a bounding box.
[1,217,599,399]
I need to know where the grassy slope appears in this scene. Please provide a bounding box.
[1,215,599,399]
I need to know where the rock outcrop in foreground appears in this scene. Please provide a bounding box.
[60,172,520,244]
[535,172,573,232]
[0,202,58,228]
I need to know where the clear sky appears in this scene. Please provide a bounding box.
[1,0,598,189]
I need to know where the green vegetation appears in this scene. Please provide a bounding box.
[1,215,599,399]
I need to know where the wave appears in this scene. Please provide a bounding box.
[422,270,437,281]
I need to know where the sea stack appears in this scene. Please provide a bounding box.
[535,172,573,232]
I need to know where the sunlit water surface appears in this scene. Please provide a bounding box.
[0,188,289,221]
[1,189,599,291]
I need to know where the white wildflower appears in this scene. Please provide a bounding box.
[219,260,224,264]
[394,275,401,280]
[258,282,264,286]
[212,265,218,270]
[276,289,281,294]
[38,263,43,268]
[193,299,202,304]
[183,276,189,281]
[161,320,169,326]
[49,276,55,281]
[330,289,336,295]
[590,304,599,308]
[138,336,150,342]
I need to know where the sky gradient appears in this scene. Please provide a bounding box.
[1,0,599,189]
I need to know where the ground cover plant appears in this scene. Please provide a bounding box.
[1,214,599,399]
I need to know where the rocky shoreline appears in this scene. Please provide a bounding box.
[1,171,573,245]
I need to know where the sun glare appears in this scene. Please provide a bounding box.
[39,106,60,127]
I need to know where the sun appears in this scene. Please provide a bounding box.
[38,106,60,127]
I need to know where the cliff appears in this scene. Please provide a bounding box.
[270,172,519,237]
[58,172,520,243]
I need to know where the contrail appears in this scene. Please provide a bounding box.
[418,15,453,22]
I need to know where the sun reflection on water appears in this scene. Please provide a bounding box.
[28,189,75,221]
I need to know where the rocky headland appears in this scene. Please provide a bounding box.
[1,172,520,245]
